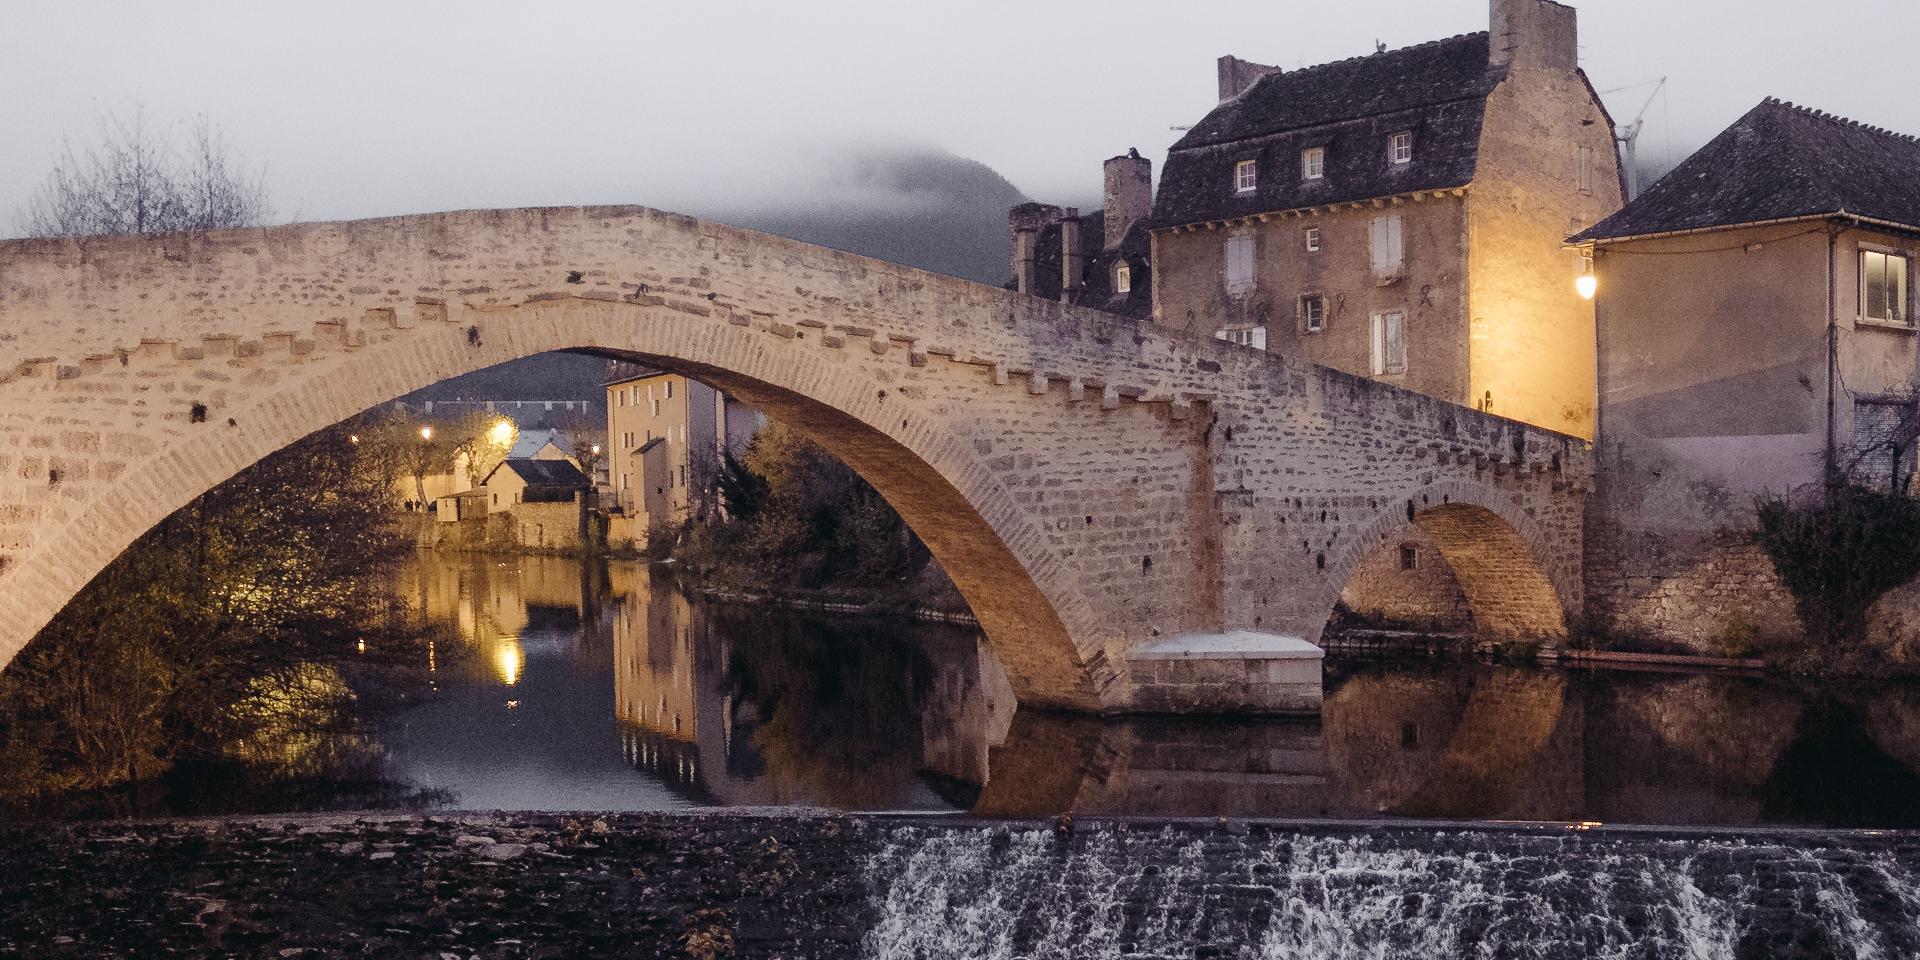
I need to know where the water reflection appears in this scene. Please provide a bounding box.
[383,555,1920,828]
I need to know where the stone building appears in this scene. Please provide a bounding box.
[1571,98,1920,651]
[604,361,762,546]
[478,458,594,551]
[1146,0,1623,438]
[1008,149,1156,319]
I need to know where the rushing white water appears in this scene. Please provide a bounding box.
[860,825,1920,959]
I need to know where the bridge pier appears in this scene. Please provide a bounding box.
[1123,631,1324,715]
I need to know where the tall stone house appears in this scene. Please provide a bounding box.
[1570,98,1920,650]
[1147,0,1623,438]
[604,362,762,546]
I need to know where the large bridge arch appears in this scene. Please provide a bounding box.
[0,297,1120,710]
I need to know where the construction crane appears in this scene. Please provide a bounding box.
[1602,77,1667,199]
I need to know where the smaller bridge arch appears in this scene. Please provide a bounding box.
[1323,479,1575,639]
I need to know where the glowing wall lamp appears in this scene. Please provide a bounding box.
[1575,254,1598,300]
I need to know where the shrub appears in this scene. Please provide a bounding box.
[1756,484,1920,650]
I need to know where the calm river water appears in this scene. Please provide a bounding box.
[375,554,1920,829]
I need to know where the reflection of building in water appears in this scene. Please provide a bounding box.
[399,555,588,685]
[607,564,1010,807]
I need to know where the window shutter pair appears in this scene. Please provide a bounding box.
[1226,235,1256,293]
[1370,216,1404,277]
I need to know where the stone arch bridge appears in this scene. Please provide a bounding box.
[0,207,1590,714]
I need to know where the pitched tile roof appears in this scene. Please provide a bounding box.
[1574,98,1920,242]
[488,457,590,489]
[1154,33,1504,229]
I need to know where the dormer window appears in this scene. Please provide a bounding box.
[1388,131,1414,165]
[1113,262,1132,294]
[1234,160,1258,193]
[1301,147,1325,181]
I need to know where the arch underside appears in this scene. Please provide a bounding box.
[1337,501,1569,640]
[0,302,1106,710]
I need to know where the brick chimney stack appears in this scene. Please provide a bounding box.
[1008,202,1064,296]
[1103,150,1153,252]
[1489,0,1578,72]
[1060,208,1085,302]
[1217,55,1280,103]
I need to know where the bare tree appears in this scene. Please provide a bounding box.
[20,107,270,237]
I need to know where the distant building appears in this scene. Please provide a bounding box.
[507,428,579,464]
[604,362,763,546]
[1145,0,1623,437]
[478,457,595,551]
[1571,97,1920,648]
[1008,149,1156,319]
[482,458,592,512]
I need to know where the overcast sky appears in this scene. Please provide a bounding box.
[3,0,1915,233]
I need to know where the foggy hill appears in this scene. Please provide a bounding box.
[406,147,1027,403]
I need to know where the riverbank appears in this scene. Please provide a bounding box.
[5,812,1917,958]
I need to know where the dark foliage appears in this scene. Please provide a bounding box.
[1756,484,1920,649]
[0,419,430,802]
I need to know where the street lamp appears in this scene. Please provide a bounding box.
[419,425,434,442]
[489,419,515,445]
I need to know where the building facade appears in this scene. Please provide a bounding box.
[1147,0,1623,438]
[605,362,763,545]
[1572,97,1920,652]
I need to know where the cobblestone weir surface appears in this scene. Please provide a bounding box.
[3,813,1918,959]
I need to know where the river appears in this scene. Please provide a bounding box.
[365,553,1920,829]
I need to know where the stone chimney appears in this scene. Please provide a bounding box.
[1489,0,1578,72]
[1217,55,1280,103]
[1060,209,1085,302]
[1103,149,1153,252]
[1009,202,1064,296]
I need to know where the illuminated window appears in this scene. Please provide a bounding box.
[1214,326,1268,350]
[1301,147,1325,181]
[1862,248,1910,325]
[1225,234,1255,294]
[1370,215,1405,277]
[1234,159,1258,193]
[1371,311,1407,375]
[1304,225,1321,252]
[1388,131,1414,165]
[1114,262,1132,294]
[1300,294,1326,333]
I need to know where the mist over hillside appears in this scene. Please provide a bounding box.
[407,147,1027,403]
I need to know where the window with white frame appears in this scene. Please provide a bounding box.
[1301,146,1325,181]
[1114,262,1132,293]
[1861,247,1910,325]
[1304,225,1321,252]
[1214,326,1268,350]
[1234,159,1258,193]
[1225,233,1255,294]
[665,381,674,399]
[651,397,662,416]
[1300,294,1327,333]
[1370,215,1405,277]
[1371,311,1407,375]
[1388,131,1414,165]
